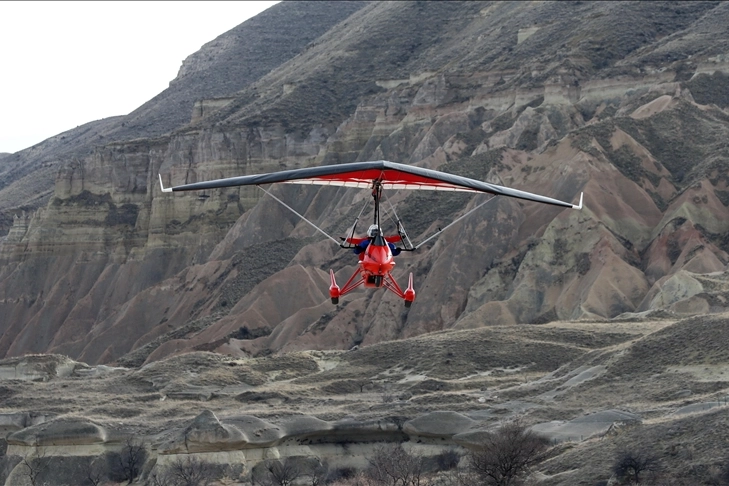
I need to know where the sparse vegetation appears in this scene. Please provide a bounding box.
[256,458,302,486]
[327,467,357,484]
[365,444,425,486]
[612,449,659,484]
[115,314,227,368]
[150,457,218,486]
[686,71,729,108]
[467,421,549,486]
[107,437,147,484]
[434,449,461,472]
[19,447,48,486]
[304,459,330,486]
[82,457,105,486]
[230,325,272,340]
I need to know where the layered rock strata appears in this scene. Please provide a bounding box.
[2,1,729,365]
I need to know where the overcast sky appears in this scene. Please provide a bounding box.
[0,1,279,154]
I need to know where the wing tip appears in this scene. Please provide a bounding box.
[572,192,583,210]
[159,174,172,193]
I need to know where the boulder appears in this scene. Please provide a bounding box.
[7,418,106,446]
[160,410,247,453]
[403,411,476,438]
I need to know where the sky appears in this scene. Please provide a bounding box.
[0,1,279,154]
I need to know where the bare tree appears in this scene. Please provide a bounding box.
[19,446,48,486]
[108,436,148,484]
[366,443,425,486]
[325,466,358,485]
[81,457,105,486]
[613,449,659,484]
[149,470,174,486]
[305,458,329,486]
[434,467,480,486]
[467,420,549,486]
[254,458,302,486]
[329,472,378,486]
[167,456,217,486]
[434,449,461,472]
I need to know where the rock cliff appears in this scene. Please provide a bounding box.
[2,1,729,368]
[0,1,367,235]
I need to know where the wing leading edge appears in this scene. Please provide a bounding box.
[159,160,582,209]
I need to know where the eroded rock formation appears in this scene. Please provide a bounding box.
[1,2,729,368]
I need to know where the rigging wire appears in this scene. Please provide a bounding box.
[413,194,497,249]
[344,196,371,246]
[257,184,498,252]
[257,185,341,246]
[382,191,415,250]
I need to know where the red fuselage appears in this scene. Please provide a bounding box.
[360,242,395,286]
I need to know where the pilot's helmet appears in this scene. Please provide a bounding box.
[367,224,380,238]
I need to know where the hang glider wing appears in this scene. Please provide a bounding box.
[159,160,582,209]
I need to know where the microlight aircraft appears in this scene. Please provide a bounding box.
[159,160,582,307]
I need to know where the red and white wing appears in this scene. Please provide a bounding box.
[160,160,582,209]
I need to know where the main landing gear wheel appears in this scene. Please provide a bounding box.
[405,300,412,308]
[331,297,339,305]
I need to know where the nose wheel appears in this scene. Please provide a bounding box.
[366,275,384,287]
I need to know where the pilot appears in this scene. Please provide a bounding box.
[353,224,401,256]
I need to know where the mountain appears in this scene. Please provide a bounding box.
[2,1,729,367]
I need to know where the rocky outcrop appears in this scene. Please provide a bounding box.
[7,418,107,447]
[160,410,249,453]
[0,355,82,382]
[158,410,411,455]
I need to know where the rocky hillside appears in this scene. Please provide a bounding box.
[0,315,728,484]
[2,1,729,366]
